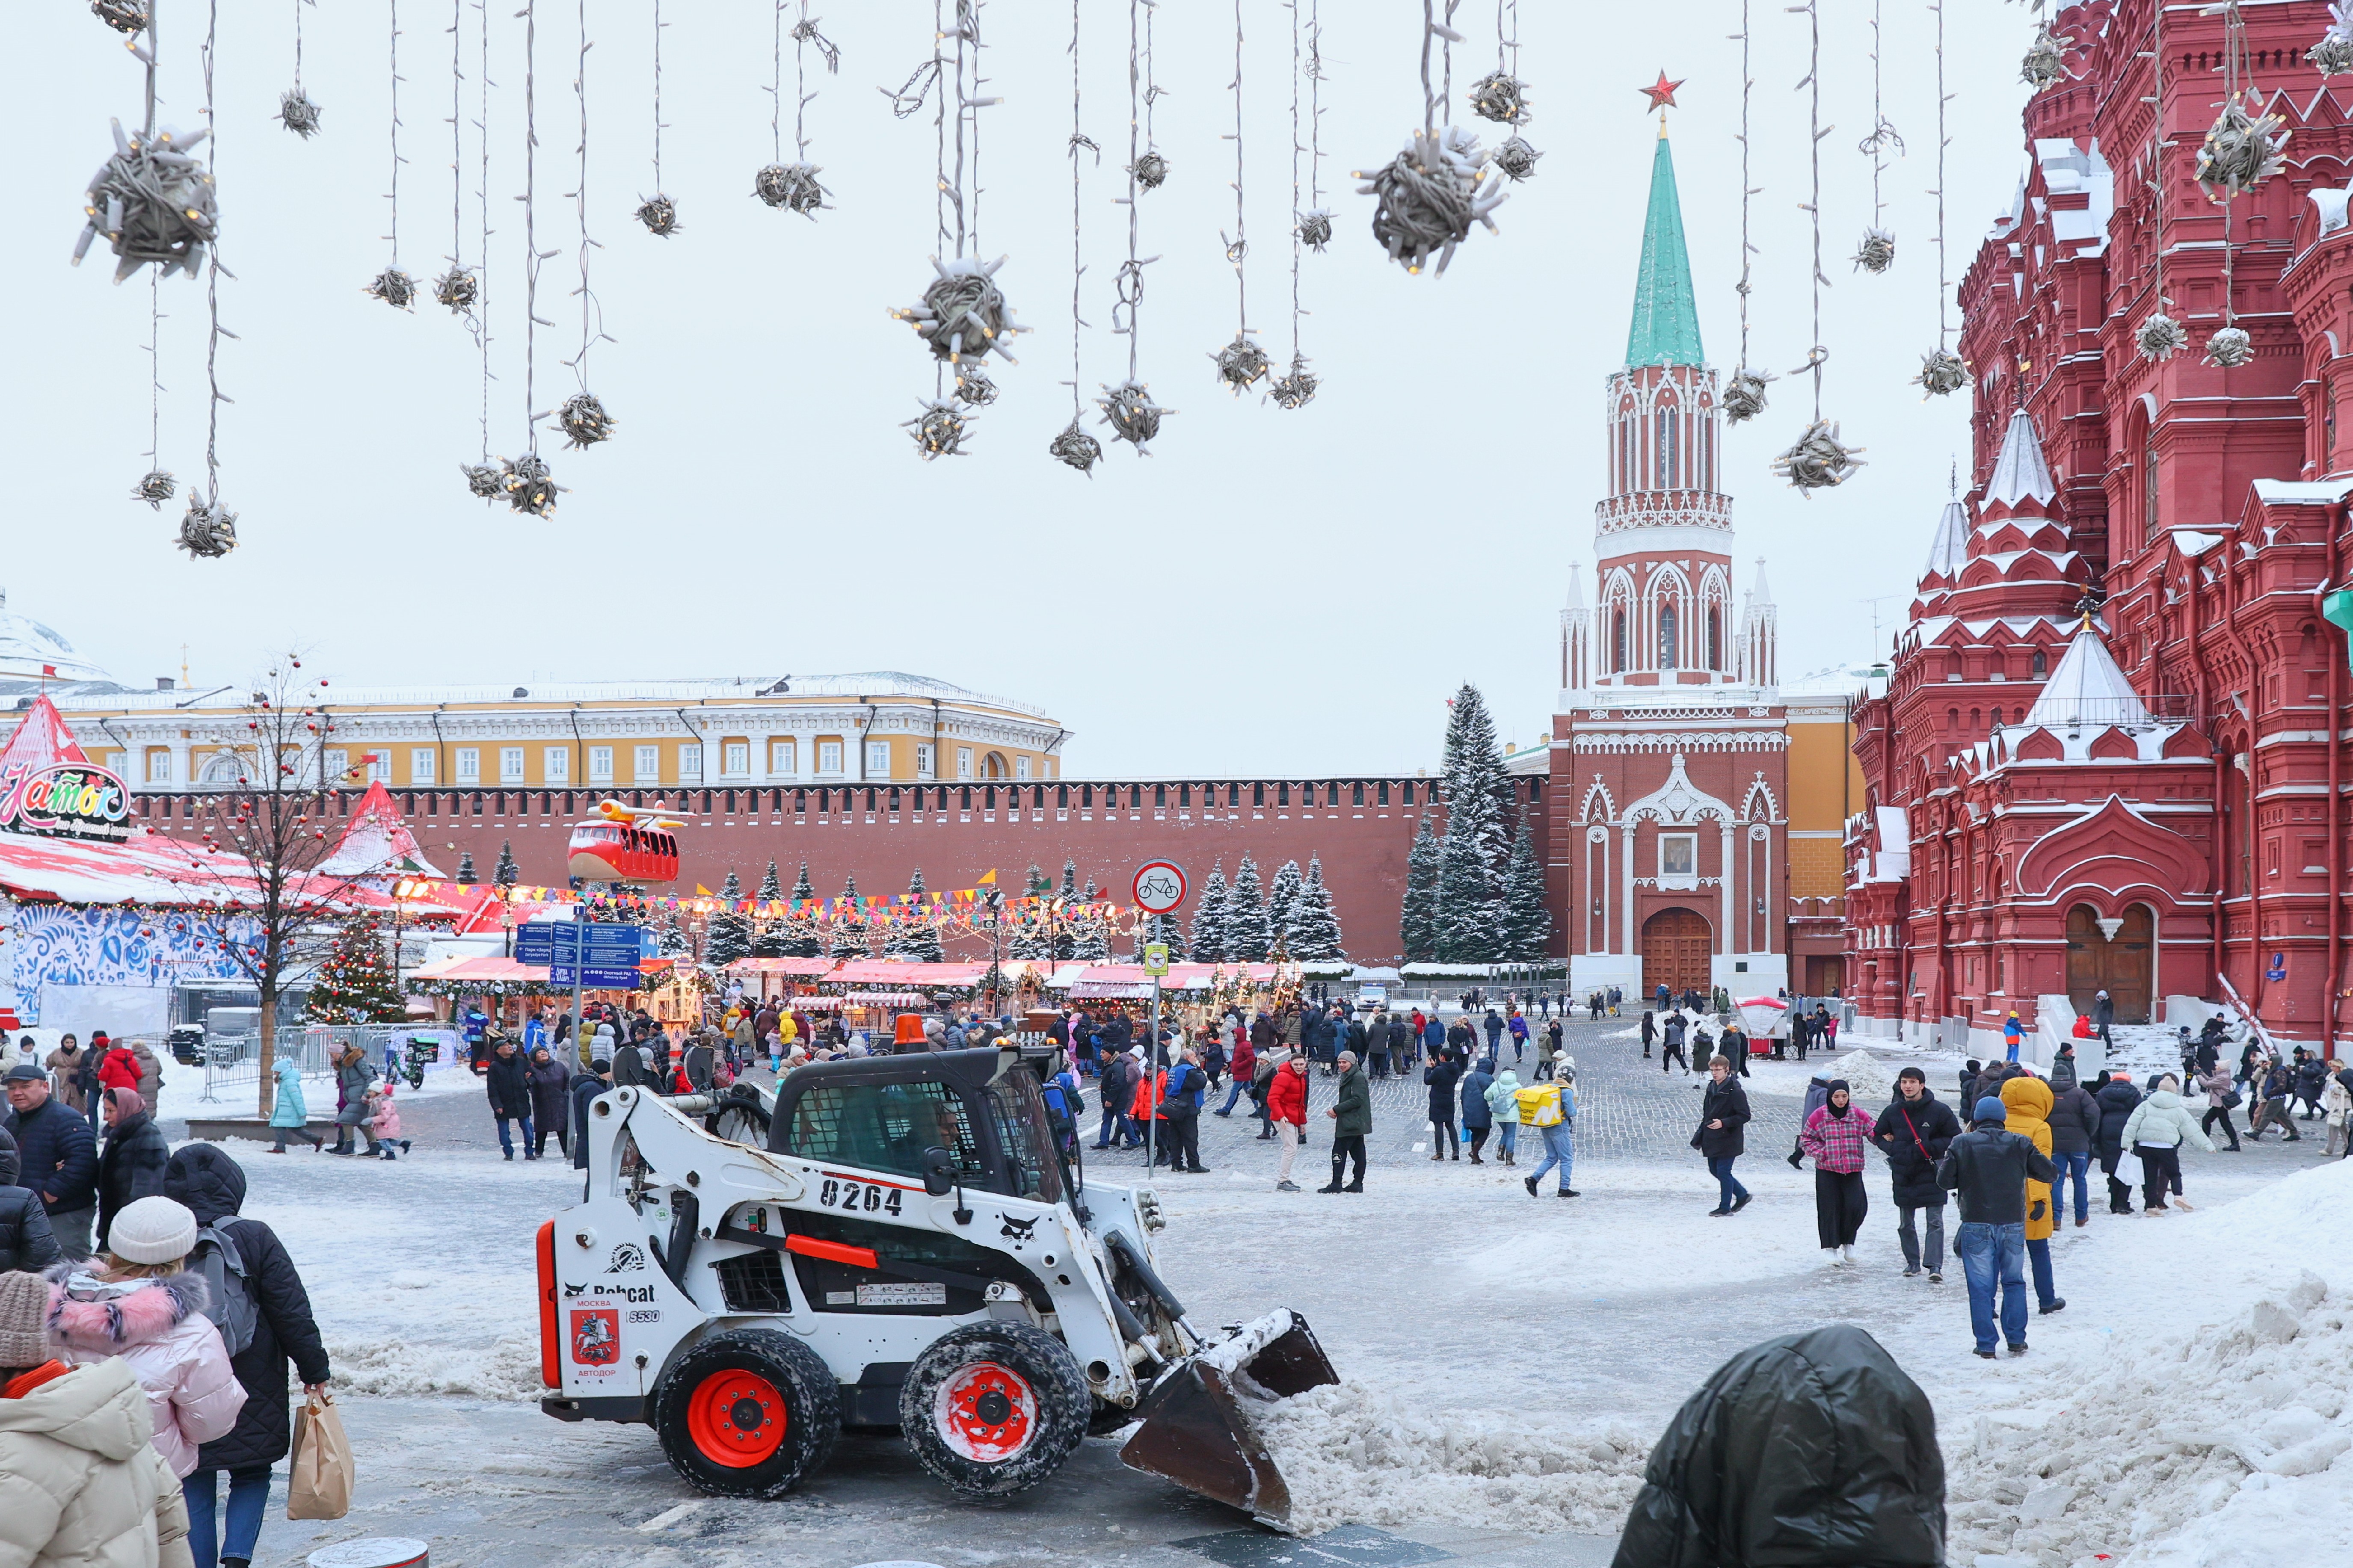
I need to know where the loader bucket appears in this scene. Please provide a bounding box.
[1118,1309,1339,1531]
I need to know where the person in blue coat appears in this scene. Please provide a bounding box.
[1,1063,98,1259]
[265,1056,323,1153]
[1460,1057,1496,1163]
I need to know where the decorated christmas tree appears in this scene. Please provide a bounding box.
[1500,822,1553,961]
[830,874,868,959]
[1265,859,1305,952]
[304,914,407,1022]
[783,861,822,957]
[892,867,946,962]
[1288,855,1346,962]
[1225,855,1272,962]
[1190,860,1230,964]
[1400,817,1440,962]
[704,870,754,969]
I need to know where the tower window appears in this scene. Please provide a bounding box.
[1612,609,1629,672]
[1657,405,1679,488]
[2142,423,2160,536]
[2031,649,2047,679]
[1659,603,1680,669]
[1706,605,1722,670]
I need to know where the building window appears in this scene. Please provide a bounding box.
[2142,423,2160,536]
[1612,608,1629,672]
[723,741,750,777]
[1659,832,1698,889]
[679,743,703,781]
[956,746,973,780]
[1706,605,1721,670]
[915,743,934,778]
[818,740,844,775]
[456,747,481,783]
[588,746,613,782]
[147,750,172,783]
[1659,602,1680,669]
[1015,754,1031,780]
[1698,405,1713,489]
[409,748,436,785]
[543,747,569,783]
[2031,649,2047,680]
[365,752,391,783]
[1657,404,1679,487]
[634,744,660,782]
[771,739,797,775]
[323,748,350,783]
[865,741,890,776]
[497,747,523,783]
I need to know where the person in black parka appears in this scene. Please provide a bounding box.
[162,1142,331,1568]
[525,1046,573,1160]
[1692,1056,1752,1215]
[1870,1068,1962,1280]
[0,1125,62,1273]
[1612,1324,1946,1568]
[95,1086,171,1246]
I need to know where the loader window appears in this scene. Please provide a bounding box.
[782,1082,985,1185]
[983,1072,1064,1205]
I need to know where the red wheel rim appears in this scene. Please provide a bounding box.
[933,1360,1037,1463]
[685,1369,787,1467]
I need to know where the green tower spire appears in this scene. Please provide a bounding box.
[1624,130,1705,368]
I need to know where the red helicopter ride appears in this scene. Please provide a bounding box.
[565,799,685,885]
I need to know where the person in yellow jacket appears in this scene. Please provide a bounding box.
[2000,1075,2063,1316]
[1515,1065,1577,1198]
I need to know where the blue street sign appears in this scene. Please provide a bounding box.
[517,922,644,988]
[551,964,644,990]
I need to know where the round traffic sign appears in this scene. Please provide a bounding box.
[1130,861,1188,914]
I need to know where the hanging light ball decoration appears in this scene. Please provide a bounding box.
[1852,228,1895,274]
[952,366,999,408]
[175,491,237,558]
[91,0,149,35]
[364,267,417,311]
[753,163,829,216]
[73,121,216,282]
[499,453,563,517]
[1212,334,1271,395]
[1267,355,1319,410]
[459,462,505,500]
[1047,420,1102,476]
[131,468,176,509]
[1295,209,1333,251]
[893,255,1025,367]
[1914,348,1969,398]
[1097,380,1170,454]
[2196,93,2291,200]
[2204,325,2255,369]
[1772,420,1867,495]
[2138,310,2190,361]
[2020,24,2072,92]
[278,89,323,139]
[2310,7,2353,75]
[1490,136,1544,183]
[634,193,679,236]
[1129,150,1170,191]
[557,392,617,449]
[1723,367,1775,424]
[1466,71,1532,126]
[434,265,478,314]
[904,399,970,461]
[1356,127,1507,276]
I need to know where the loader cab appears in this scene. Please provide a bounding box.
[766,1047,1063,1205]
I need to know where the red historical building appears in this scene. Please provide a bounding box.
[1846,0,2353,1053]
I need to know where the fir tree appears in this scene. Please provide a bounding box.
[790,861,816,903]
[1265,859,1305,953]
[493,840,518,887]
[304,914,406,1022]
[1190,861,1230,964]
[1434,683,1510,962]
[1069,917,1110,962]
[1435,827,1505,963]
[1142,911,1189,961]
[895,867,946,962]
[1225,855,1272,962]
[782,861,822,957]
[1400,817,1440,962]
[1288,855,1346,961]
[704,870,754,969]
[1059,858,1079,899]
[830,874,868,960]
[655,915,692,958]
[752,861,788,957]
[454,851,477,885]
[1498,821,1553,961]
[1025,864,1052,897]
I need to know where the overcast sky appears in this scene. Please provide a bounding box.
[3,0,2031,775]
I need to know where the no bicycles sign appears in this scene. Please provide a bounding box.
[1130,861,1187,915]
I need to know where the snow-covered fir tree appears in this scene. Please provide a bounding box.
[703,871,754,969]
[454,851,477,885]
[1287,855,1346,961]
[1400,817,1440,962]
[1434,683,1510,962]
[1265,859,1305,954]
[1142,911,1189,961]
[656,915,692,958]
[751,861,787,957]
[1068,917,1110,962]
[829,874,868,959]
[1025,864,1052,897]
[493,840,519,887]
[894,867,946,962]
[1006,865,1051,960]
[1435,824,1505,962]
[1499,822,1553,961]
[1224,855,1272,962]
[304,914,406,1022]
[1190,861,1230,963]
[782,861,822,957]
[1058,858,1079,899]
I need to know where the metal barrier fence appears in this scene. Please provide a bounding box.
[192,1024,462,1104]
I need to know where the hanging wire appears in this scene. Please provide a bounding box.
[967,0,990,252]
[1853,0,1899,272]
[1908,0,1965,397]
[476,0,493,467]
[525,0,541,450]
[2133,0,2187,361]
[388,0,403,264]
[1772,0,1866,491]
[635,0,676,234]
[199,0,235,546]
[1100,0,1168,452]
[1212,0,1267,394]
[1723,0,1770,421]
[1050,0,1102,471]
[279,0,321,136]
[435,0,478,312]
[560,0,614,442]
[2204,1,2255,368]
[1270,0,1316,408]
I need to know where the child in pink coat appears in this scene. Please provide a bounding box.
[365,1079,411,1160]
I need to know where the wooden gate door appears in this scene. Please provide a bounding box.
[1641,908,1713,997]
[2065,904,2154,1024]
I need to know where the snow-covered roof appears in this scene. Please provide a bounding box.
[48,670,1053,720]
[2170,530,2226,558]
[2309,185,2350,241]
[2022,626,2151,729]
[2250,477,2353,506]
[1924,499,1970,579]
[0,589,117,690]
[2030,137,2113,253]
[1984,409,2057,511]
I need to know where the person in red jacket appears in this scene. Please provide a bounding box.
[1266,1056,1309,1192]
[92,1034,141,1118]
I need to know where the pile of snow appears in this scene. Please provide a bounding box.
[1944,1162,2353,1566]
[1820,1048,1897,1106]
[1243,1377,1650,1536]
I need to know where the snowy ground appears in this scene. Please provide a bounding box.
[144,1021,2353,1566]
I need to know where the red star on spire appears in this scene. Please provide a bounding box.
[1640,71,1685,112]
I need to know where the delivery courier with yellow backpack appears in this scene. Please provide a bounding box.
[1517,1059,1579,1198]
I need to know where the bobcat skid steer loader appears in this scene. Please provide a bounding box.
[536,1046,1337,1526]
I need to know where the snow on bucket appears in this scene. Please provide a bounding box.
[1734,996,1788,1038]
[306,1540,429,1568]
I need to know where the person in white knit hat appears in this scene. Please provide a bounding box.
[0,1265,196,1568]
[47,1194,247,1479]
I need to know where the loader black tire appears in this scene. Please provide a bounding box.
[654,1328,839,1499]
[898,1321,1090,1499]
